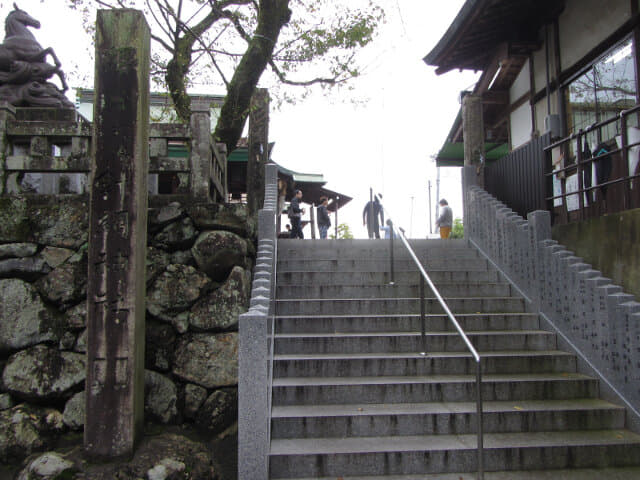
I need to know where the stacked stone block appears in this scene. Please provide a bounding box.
[463,165,640,421]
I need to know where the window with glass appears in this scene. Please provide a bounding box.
[565,37,638,141]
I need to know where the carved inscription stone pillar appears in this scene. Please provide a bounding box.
[247,88,270,215]
[462,93,485,188]
[84,9,150,460]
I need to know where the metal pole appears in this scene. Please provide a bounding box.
[476,361,485,480]
[419,275,426,355]
[335,196,339,238]
[389,220,395,285]
[369,188,374,239]
[428,181,432,235]
[410,196,414,238]
[310,202,316,239]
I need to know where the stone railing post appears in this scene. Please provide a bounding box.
[238,163,277,480]
[190,100,212,201]
[0,102,16,195]
[85,9,150,460]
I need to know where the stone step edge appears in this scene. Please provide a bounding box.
[269,429,640,456]
[278,466,640,480]
[273,350,572,361]
[274,313,538,319]
[271,398,622,418]
[271,372,594,387]
[274,330,553,339]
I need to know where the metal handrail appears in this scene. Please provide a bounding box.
[377,197,484,480]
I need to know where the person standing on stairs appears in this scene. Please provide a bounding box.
[317,196,331,239]
[363,194,384,239]
[289,189,305,239]
[435,198,453,239]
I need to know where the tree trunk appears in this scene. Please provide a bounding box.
[214,0,291,153]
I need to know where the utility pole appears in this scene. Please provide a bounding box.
[410,196,414,238]
[428,180,432,235]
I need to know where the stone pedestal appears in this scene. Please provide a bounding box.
[84,9,150,460]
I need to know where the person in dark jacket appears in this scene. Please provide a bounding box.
[288,189,305,239]
[363,194,384,239]
[317,196,331,239]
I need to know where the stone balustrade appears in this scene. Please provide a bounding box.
[0,102,227,202]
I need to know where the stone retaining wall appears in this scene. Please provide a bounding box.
[0,194,255,463]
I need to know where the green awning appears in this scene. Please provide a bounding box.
[435,142,509,167]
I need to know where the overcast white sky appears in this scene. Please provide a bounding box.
[6,0,480,238]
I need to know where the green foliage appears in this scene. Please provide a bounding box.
[330,223,354,239]
[450,218,464,239]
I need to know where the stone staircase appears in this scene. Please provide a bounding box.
[268,238,640,479]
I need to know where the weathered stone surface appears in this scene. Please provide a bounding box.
[17,451,76,480]
[0,404,65,463]
[189,266,251,331]
[170,249,194,266]
[145,370,177,424]
[0,279,59,353]
[0,197,30,243]
[173,333,238,388]
[35,250,87,310]
[195,388,238,434]
[149,202,184,231]
[38,246,74,269]
[62,391,84,430]
[145,320,175,372]
[59,331,77,351]
[74,329,87,353]
[187,203,251,236]
[152,217,199,252]
[65,432,216,479]
[64,302,86,331]
[191,231,248,281]
[3,345,85,401]
[0,242,37,260]
[147,246,171,287]
[0,394,14,410]
[29,197,89,249]
[0,257,51,281]
[184,383,207,420]
[147,458,186,480]
[147,264,211,322]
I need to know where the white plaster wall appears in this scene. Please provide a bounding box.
[510,102,533,149]
[533,28,553,104]
[559,0,631,71]
[535,95,559,135]
[510,60,530,102]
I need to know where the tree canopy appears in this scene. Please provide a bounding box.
[65,0,384,153]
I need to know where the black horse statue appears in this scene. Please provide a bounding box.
[0,3,71,108]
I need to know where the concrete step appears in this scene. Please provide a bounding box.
[275,313,541,334]
[271,399,625,438]
[274,331,556,354]
[278,467,640,480]
[272,373,599,405]
[269,430,640,478]
[277,238,471,255]
[278,247,481,261]
[277,270,502,285]
[276,283,514,299]
[273,350,576,377]
[275,297,527,316]
[277,257,489,272]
